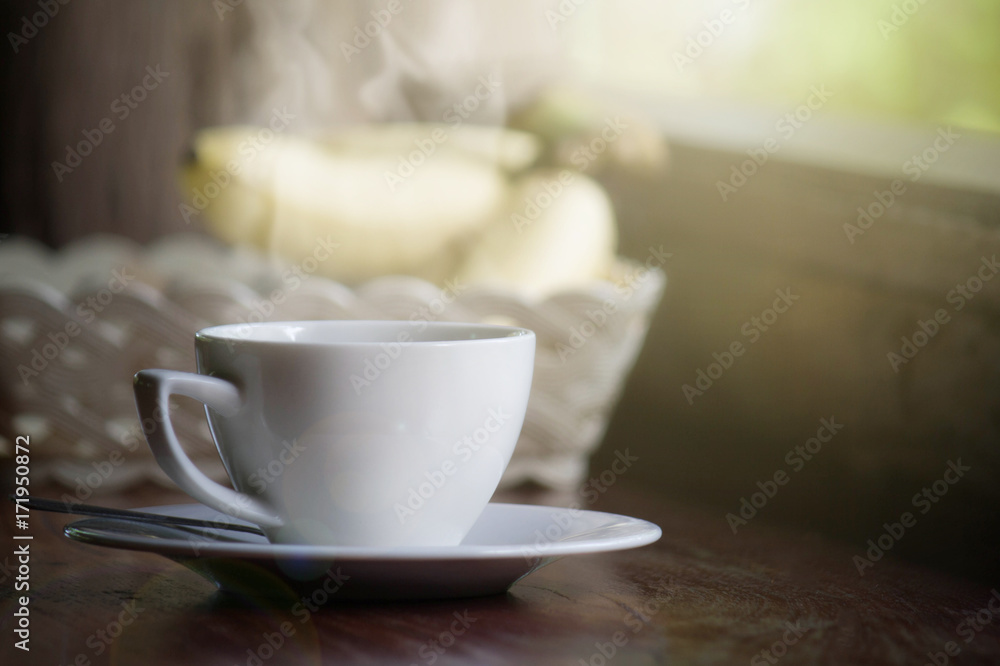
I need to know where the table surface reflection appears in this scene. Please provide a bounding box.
[2,472,998,666]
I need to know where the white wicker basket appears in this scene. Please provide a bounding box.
[0,233,664,493]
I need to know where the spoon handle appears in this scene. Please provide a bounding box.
[10,495,266,536]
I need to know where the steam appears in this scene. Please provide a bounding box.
[358,3,507,125]
[233,0,563,129]
[236,0,337,128]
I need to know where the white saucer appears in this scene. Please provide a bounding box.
[64,503,661,600]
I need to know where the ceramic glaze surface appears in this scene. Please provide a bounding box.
[64,502,663,599]
[134,321,535,547]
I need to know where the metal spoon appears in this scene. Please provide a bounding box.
[11,495,266,536]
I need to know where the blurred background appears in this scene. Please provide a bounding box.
[2,0,999,583]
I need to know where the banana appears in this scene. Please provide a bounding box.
[183,125,513,283]
[456,170,617,299]
[181,125,616,295]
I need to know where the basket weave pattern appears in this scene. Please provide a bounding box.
[0,234,664,492]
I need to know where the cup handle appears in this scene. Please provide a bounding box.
[133,369,283,529]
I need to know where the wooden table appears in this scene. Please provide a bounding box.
[2,472,999,666]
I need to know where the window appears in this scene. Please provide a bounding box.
[560,0,1000,135]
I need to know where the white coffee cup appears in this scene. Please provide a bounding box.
[133,320,535,547]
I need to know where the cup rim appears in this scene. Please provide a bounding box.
[195,320,534,347]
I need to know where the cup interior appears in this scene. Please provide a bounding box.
[196,320,532,345]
